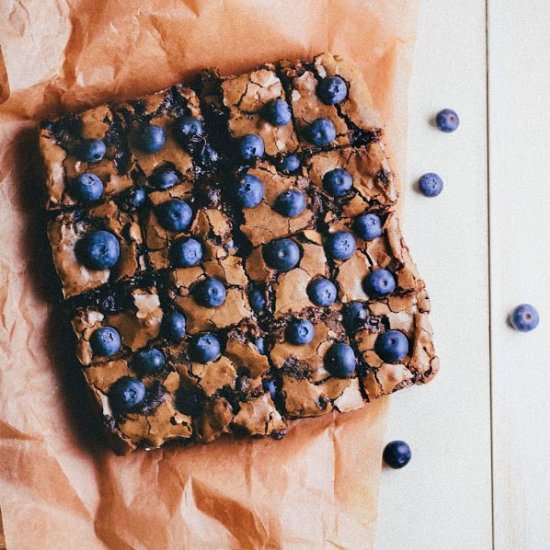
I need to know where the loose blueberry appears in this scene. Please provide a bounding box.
[274,189,306,218]
[171,237,203,267]
[136,124,166,153]
[325,342,357,378]
[342,302,368,332]
[150,167,179,190]
[364,269,396,297]
[286,319,315,345]
[133,347,166,375]
[156,199,193,232]
[193,277,226,308]
[109,377,146,412]
[418,173,444,197]
[383,440,412,469]
[77,139,106,163]
[326,231,356,261]
[375,330,409,363]
[162,310,187,342]
[279,154,300,174]
[510,304,540,332]
[237,174,264,208]
[355,213,383,241]
[189,332,221,363]
[323,168,353,197]
[90,326,121,357]
[253,337,266,355]
[174,116,203,143]
[263,238,301,271]
[263,99,292,126]
[307,118,336,146]
[262,378,277,398]
[77,230,120,270]
[435,108,460,133]
[239,133,265,161]
[70,173,104,203]
[308,278,337,306]
[317,75,348,105]
[249,286,267,314]
[123,186,147,208]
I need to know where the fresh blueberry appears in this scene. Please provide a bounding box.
[77,230,120,270]
[124,186,147,208]
[323,168,353,197]
[418,172,444,197]
[274,189,306,218]
[171,237,203,267]
[109,377,146,412]
[136,124,166,153]
[249,286,267,314]
[162,310,187,342]
[133,347,166,375]
[307,118,336,146]
[193,277,226,308]
[317,76,348,105]
[279,154,300,174]
[326,231,356,261]
[150,167,179,190]
[364,269,396,297]
[285,319,315,345]
[156,199,193,232]
[253,337,266,355]
[510,304,540,332]
[342,302,368,332]
[70,173,104,203]
[263,99,292,126]
[90,326,121,357]
[263,238,301,271]
[375,330,409,363]
[77,139,106,163]
[324,342,357,378]
[383,440,412,469]
[262,378,277,398]
[435,108,460,133]
[189,332,221,363]
[355,213,383,240]
[239,133,265,161]
[237,174,264,208]
[174,116,203,142]
[308,278,337,306]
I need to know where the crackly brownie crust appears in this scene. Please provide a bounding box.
[39,52,438,454]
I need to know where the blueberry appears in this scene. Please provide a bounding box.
[342,302,368,332]
[307,118,336,146]
[418,173,444,197]
[326,231,356,261]
[171,237,203,267]
[156,199,193,232]
[133,347,166,375]
[262,378,277,398]
[77,139,106,163]
[253,337,266,355]
[239,133,265,161]
[70,173,104,203]
[308,278,337,306]
[90,326,121,357]
[274,189,306,218]
[355,213,383,240]
[237,174,264,208]
[279,154,300,174]
[510,304,540,332]
[383,440,412,469]
[263,238,301,271]
[324,342,357,378]
[136,124,166,153]
[285,319,315,345]
[174,116,203,142]
[263,99,292,126]
[317,75,348,105]
[249,286,267,314]
[323,168,353,197]
[123,186,147,208]
[77,230,120,270]
[109,377,146,412]
[193,277,226,308]
[189,332,221,363]
[150,167,179,190]
[364,269,396,297]
[435,108,460,133]
[162,310,187,342]
[375,330,409,363]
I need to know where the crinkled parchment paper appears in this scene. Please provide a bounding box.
[0,1,418,547]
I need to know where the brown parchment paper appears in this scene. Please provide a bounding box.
[0,1,418,548]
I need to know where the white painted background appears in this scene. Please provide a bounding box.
[376,1,550,549]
